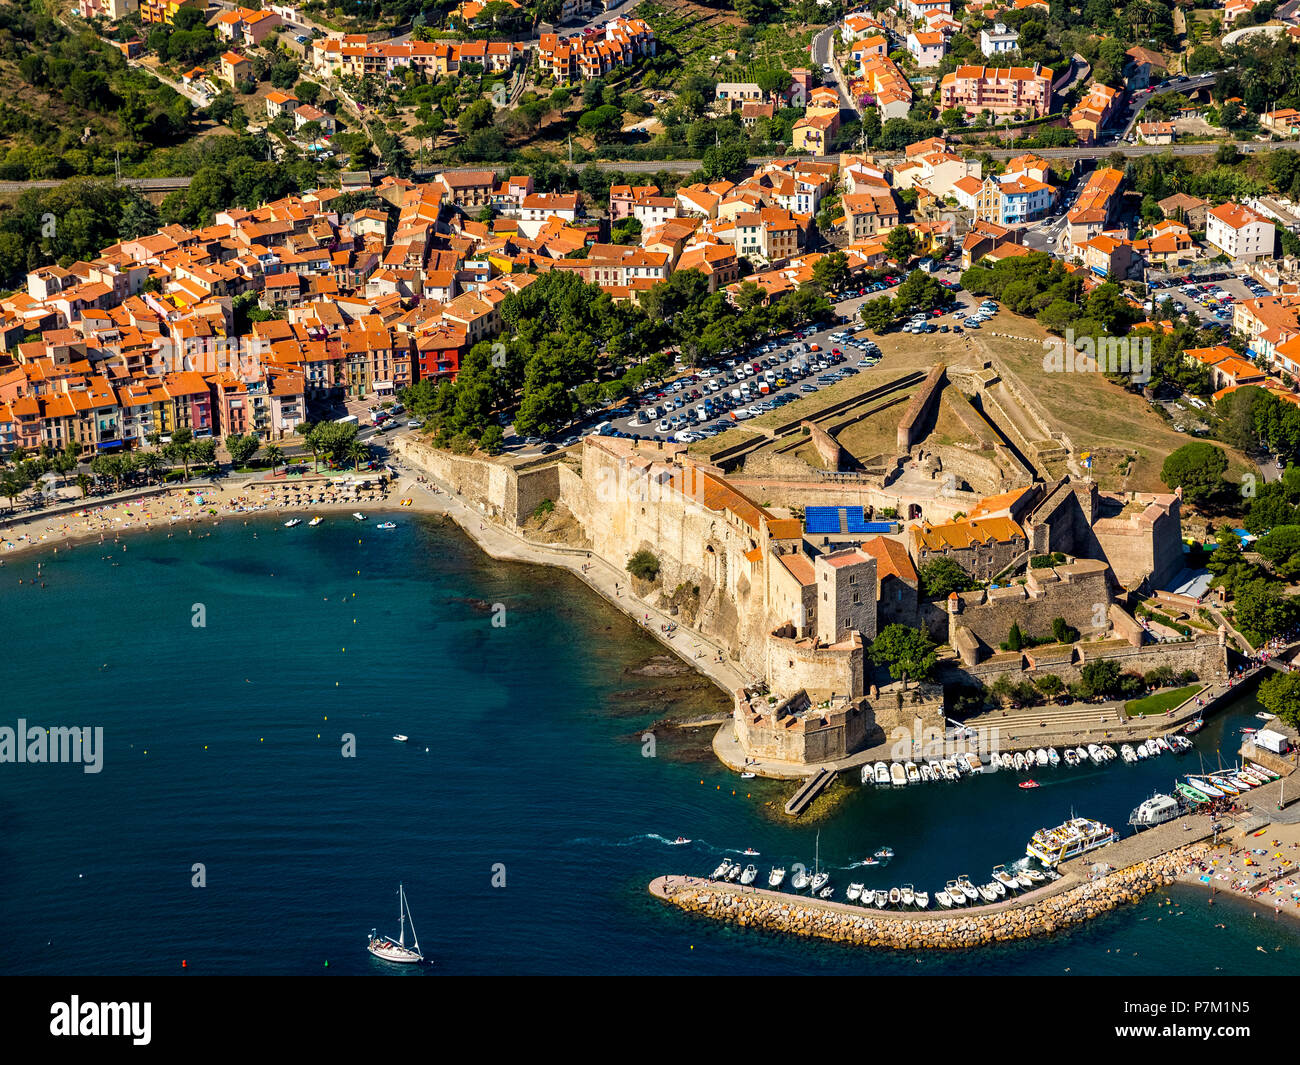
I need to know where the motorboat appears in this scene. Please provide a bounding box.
[927,759,944,780]
[1035,749,1049,767]
[352,512,366,521]
[890,763,908,786]
[393,734,409,742]
[846,883,864,902]
[1102,745,1117,761]
[1135,743,1149,760]
[860,856,879,867]
[1013,752,1027,771]
[283,518,302,528]
[919,763,934,782]
[957,877,980,902]
[1019,780,1039,789]
[725,863,742,881]
[978,884,998,903]
[941,759,960,780]
[818,886,834,899]
[935,890,953,908]
[1120,744,1137,764]
[913,891,930,909]
[376,521,397,530]
[1022,868,1046,884]
[1155,736,1171,753]
[1129,793,1181,829]
[945,881,966,905]
[669,837,691,845]
[874,761,890,785]
[1075,746,1089,763]
[810,870,829,892]
[1064,748,1079,767]
[874,847,895,860]
[889,887,901,906]
[741,772,756,780]
[861,765,874,784]
[791,867,809,889]
[768,867,786,888]
[740,864,758,885]
[873,890,889,908]
[1026,818,1115,866]
[712,860,733,879]
[1170,735,1193,754]
[965,753,982,773]
[367,883,425,965]
[905,762,921,784]
[900,884,915,907]
[1144,739,1161,758]
[992,866,1020,892]
[1000,753,1014,770]
[1047,748,1060,767]
[1087,744,1104,765]
[742,847,759,856]
[1014,869,1033,890]
[308,516,323,527]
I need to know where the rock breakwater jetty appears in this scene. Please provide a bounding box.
[650,844,1207,949]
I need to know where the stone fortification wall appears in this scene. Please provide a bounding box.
[896,363,946,453]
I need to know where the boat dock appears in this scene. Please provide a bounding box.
[784,767,836,817]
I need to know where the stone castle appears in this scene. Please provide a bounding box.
[399,432,1217,770]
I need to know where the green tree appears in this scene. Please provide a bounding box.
[627,549,661,581]
[918,556,973,599]
[1259,669,1300,729]
[869,624,937,689]
[1160,441,1228,506]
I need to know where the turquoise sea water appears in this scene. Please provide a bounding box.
[0,514,1295,975]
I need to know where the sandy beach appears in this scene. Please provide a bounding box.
[1178,818,1300,919]
[0,473,438,563]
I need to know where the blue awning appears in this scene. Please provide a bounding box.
[96,439,124,450]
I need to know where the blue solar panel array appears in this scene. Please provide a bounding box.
[804,507,873,535]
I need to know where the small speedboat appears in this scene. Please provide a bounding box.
[810,870,829,892]
[889,887,901,906]
[941,759,959,780]
[725,863,742,882]
[1022,868,1046,885]
[1155,736,1171,753]
[740,864,758,885]
[957,877,979,902]
[740,772,756,779]
[978,884,998,903]
[988,878,1006,898]
[914,890,930,909]
[1013,752,1027,771]
[1035,748,1049,767]
[1064,748,1079,767]
[818,886,833,899]
[1019,780,1039,789]
[846,882,864,901]
[900,884,915,907]
[353,512,366,521]
[874,761,890,785]
[376,521,397,530]
[1014,870,1033,890]
[919,763,934,782]
[742,847,759,855]
[711,861,732,879]
[768,867,785,888]
[308,516,323,526]
[1120,744,1137,763]
[1047,747,1060,767]
[1000,752,1014,770]
[906,761,920,783]
[670,837,690,845]
[890,763,907,786]
[874,847,894,861]
[993,865,1020,892]
[873,890,889,908]
[1087,744,1104,765]
[1102,745,1117,761]
[1170,735,1193,754]
[392,734,409,742]
[945,880,966,905]
[1135,743,1150,760]
[283,518,302,528]
[936,890,953,908]
[964,753,982,773]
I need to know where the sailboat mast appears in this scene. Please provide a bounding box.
[398,883,406,947]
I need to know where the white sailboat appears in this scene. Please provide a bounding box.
[367,883,425,964]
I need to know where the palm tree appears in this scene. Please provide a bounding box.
[347,441,369,471]
[75,473,92,499]
[264,444,284,475]
[300,424,320,472]
[139,452,164,485]
[0,473,22,513]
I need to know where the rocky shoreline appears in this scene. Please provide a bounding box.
[651,844,1207,949]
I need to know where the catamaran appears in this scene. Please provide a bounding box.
[367,883,425,964]
[1026,817,1115,866]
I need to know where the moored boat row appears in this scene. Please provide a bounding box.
[861,754,979,785]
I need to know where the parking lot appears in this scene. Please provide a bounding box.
[1146,271,1267,328]
[500,263,995,454]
